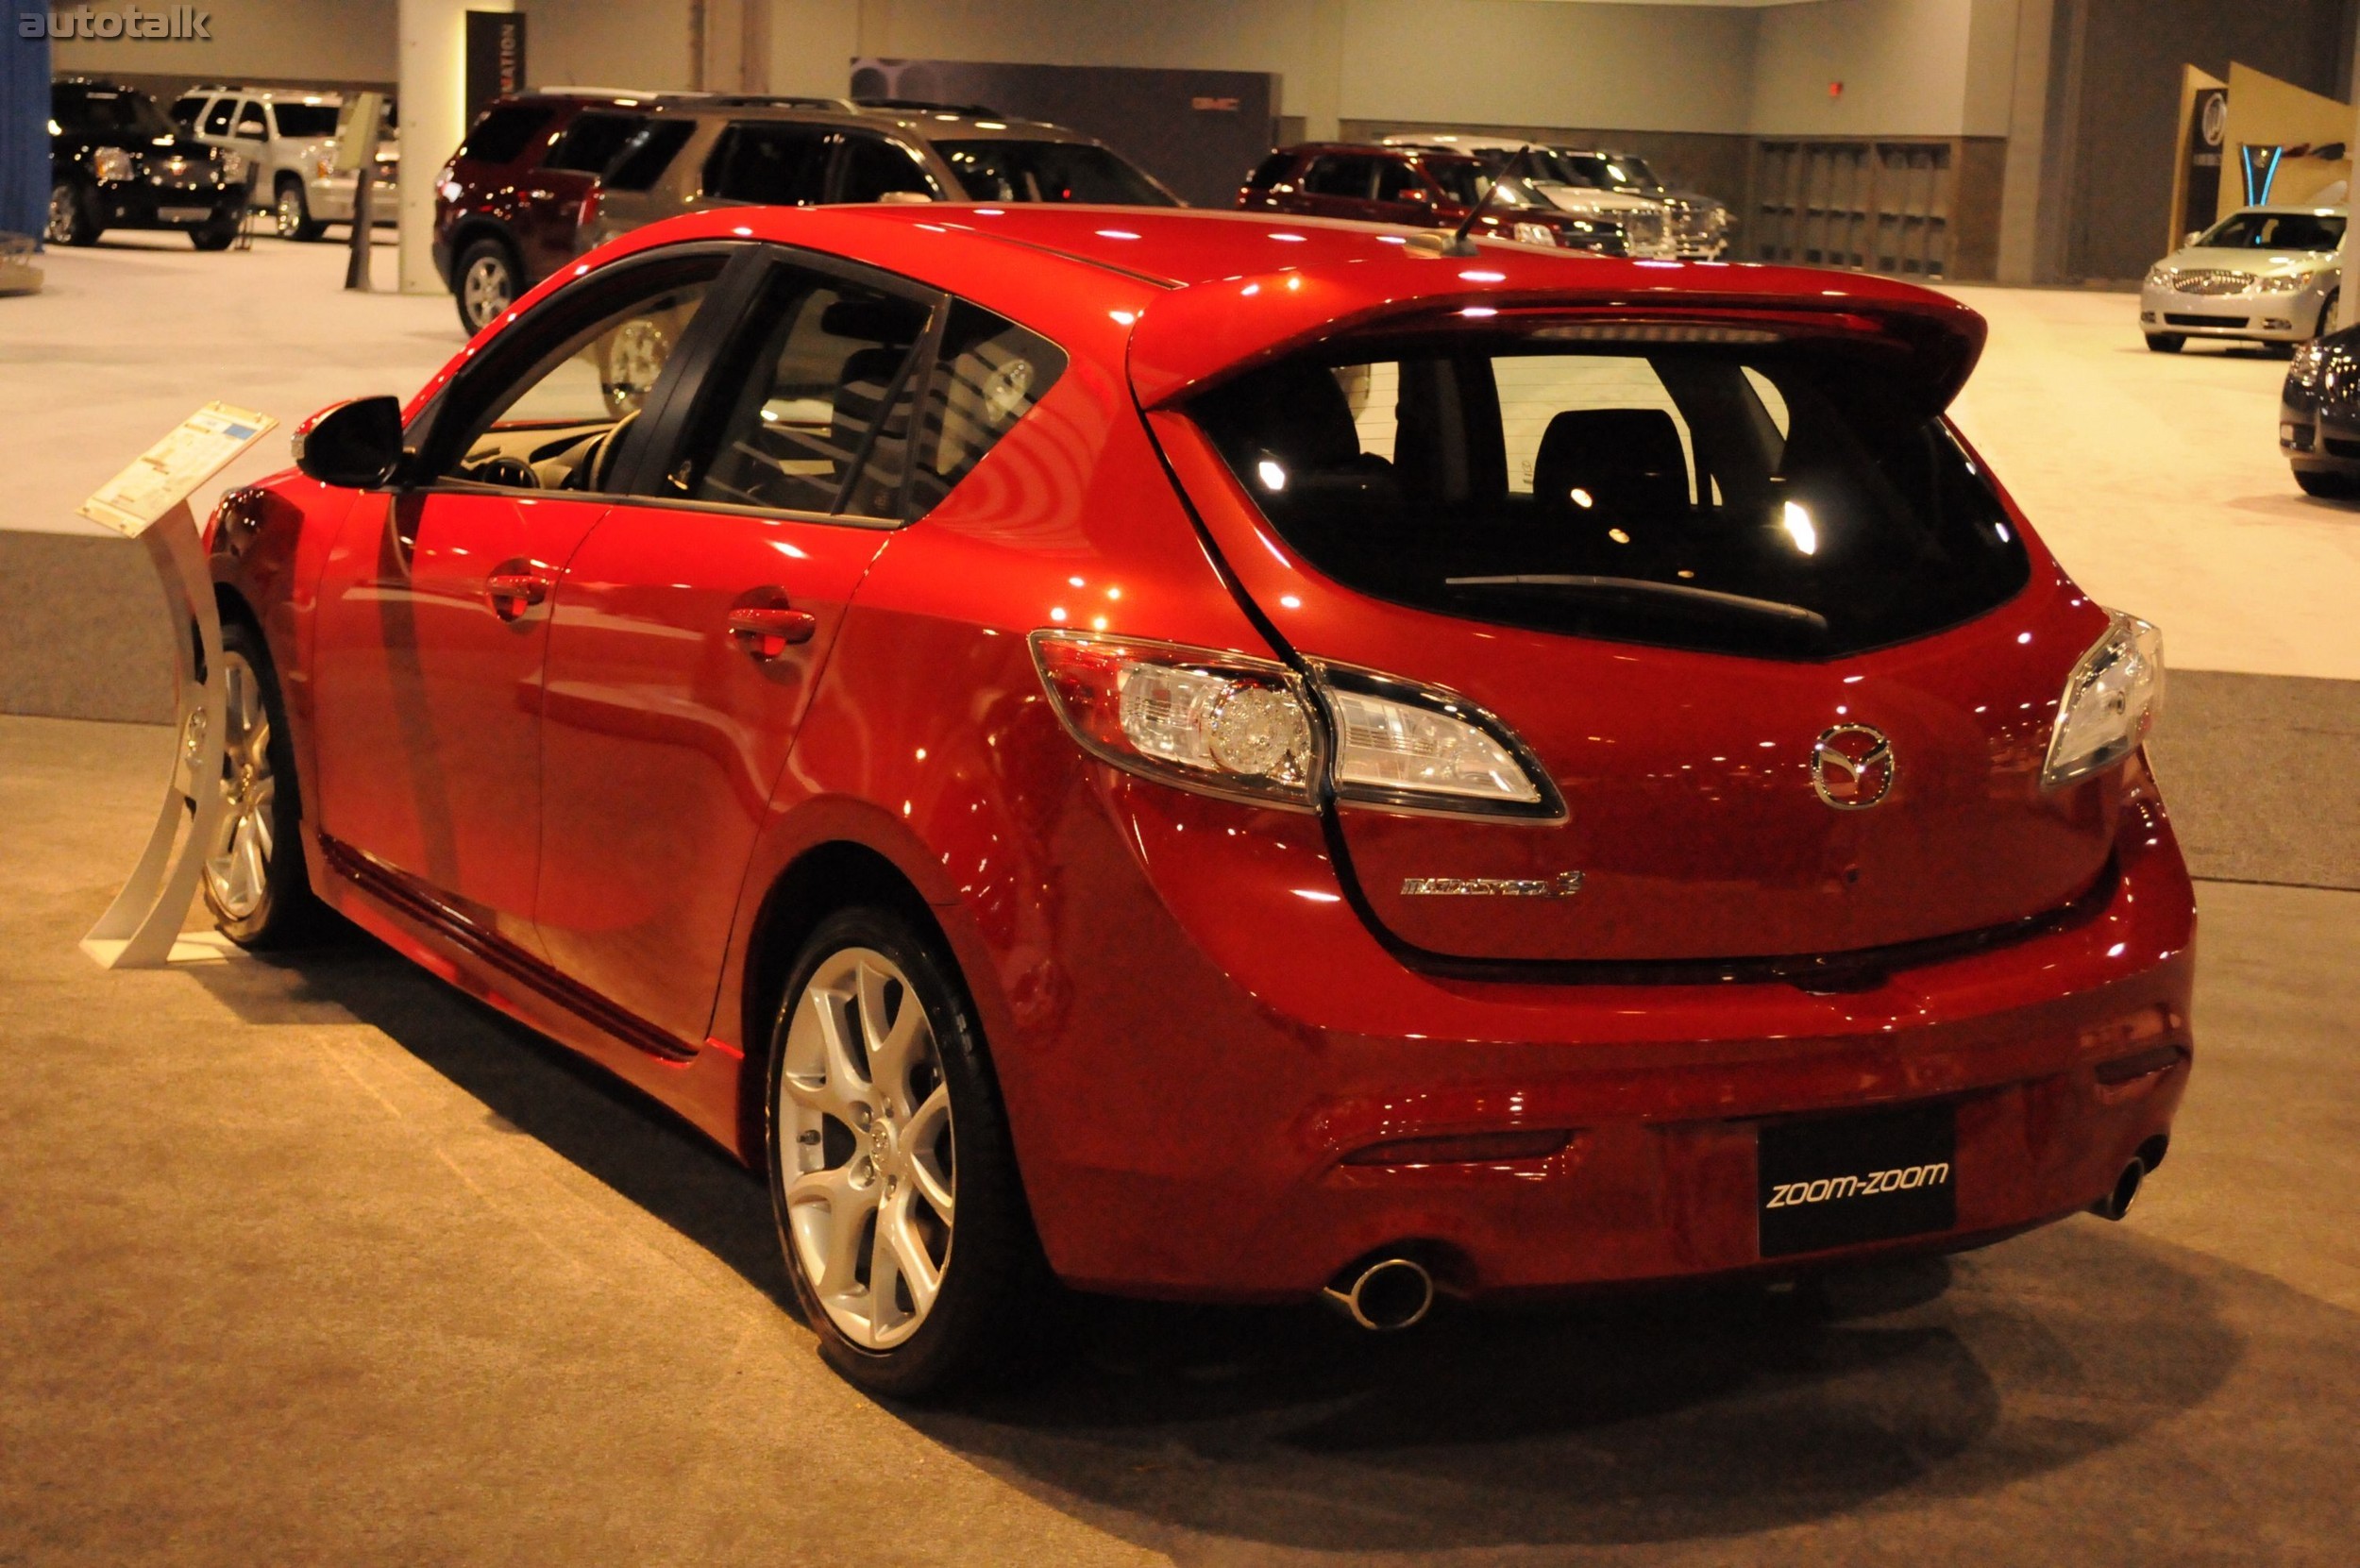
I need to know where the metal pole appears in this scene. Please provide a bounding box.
[345,160,375,291]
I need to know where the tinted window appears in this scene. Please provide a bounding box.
[435,259,723,494]
[706,123,834,206]
[459,103,555,165]
[1373,160,1423,202]
[1244,152,1293,190]
[2195,211,2345,251]
[673,269,933,516]
[272,103,342,139]
[908,302,1068,517]
[53,85,174,137]
[936,141,1173,205]
[1302,155,1376,198]
[838,133,939,201]
[170,95,204,130]
[545,110,648,174]
[602,119,695,192]
[233,101,268,139]
[1423,159,1487,206]
[1190,339,2029,661]
[201,97,235,136]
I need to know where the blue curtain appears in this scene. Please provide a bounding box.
[1,20,48,242]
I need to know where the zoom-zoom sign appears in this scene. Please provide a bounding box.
[1764,1161,1951,1210]
[20,7,212,38]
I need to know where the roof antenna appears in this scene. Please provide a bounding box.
[1407,143,1533,259]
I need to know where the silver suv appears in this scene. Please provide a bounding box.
[172,86,398,241]
[2139,205,2344,353]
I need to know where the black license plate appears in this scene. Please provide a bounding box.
[1757,1102,1956,1258]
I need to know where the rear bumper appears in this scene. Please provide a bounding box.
[999,761,2197,1304]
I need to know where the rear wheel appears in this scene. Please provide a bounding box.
[2144,332,2184,353]
[2295,468,2358,500]
[454,238,519,333]
[766,907,1049,1401]
[275,177,325,242]
[201,621,324,947]
[190,214,239,251]
[46,180,98,246]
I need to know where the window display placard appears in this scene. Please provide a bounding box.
[77,402,276,537]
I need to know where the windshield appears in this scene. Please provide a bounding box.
[1189,337,2029,661]
[2194,211,2345,251]
[272,103,342,138]
[1558,153,1649,193]
[52,84,175,138]
[936,140,1175,205]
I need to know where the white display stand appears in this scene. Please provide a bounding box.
[76,404,278,969]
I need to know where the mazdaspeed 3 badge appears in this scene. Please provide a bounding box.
[1810,723,1896,811]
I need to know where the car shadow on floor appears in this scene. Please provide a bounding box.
[191,926,2254,1556]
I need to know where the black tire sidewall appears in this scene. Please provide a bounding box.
[204,621,318,947]
[763,906,1042,1402]
[50,180,96,245]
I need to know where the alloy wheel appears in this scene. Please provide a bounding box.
[202,649,276,921]
[461,253,514,329]
[276,186,303,239]
[45,184,79,244]
[779,946,956,1351]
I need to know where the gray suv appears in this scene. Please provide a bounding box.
[579,97,1178,251]
[172,85,398,241]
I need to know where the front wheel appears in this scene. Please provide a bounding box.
[2144,332,2185,353]
[275,179,325,242]
[190,215,239,251]
[766,907,1049,1401]
[201,621,324,947]
[46,180,98,245]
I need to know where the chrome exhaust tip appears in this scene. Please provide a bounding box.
[1322,1256,1435,1331]
[2090,1157,2147,1222]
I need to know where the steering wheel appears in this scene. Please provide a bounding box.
[466,454,540,489]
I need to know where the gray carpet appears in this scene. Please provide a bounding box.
[4,531,2352,889]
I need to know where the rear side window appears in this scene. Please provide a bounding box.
[1303,156,1375,198]
[545,110,649,174]
[1244,153,1294,190]
[838,133,940,201]
[1373,160,1423,202]
[705,123,834,206]
[907,302,1068,517]
[459,104,555,165]
[603,119,695,192]
[273,102,341,139]
[1189,337,2030,660]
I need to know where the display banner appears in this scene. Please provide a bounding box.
[464,10,526,129]
[2183,87,2225,241]
[0,9,47,242]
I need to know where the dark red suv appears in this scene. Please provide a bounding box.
[432,91,698,333]
[1240,143,1625,255]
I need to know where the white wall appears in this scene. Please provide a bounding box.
[47,0,398,81]
[527,0,694,92]
[1747,0,1980,137]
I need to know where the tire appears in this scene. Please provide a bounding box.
[190,216,238,251]
[45,179,98,246]
[274,177,326,242]
[454,238,520,334]
[598,317,673,415]
[2144,332,2184,353]
[201,621,325,948]
[2318,291,2341,340]
[2295,468,2358,500]
[765,906,1049,1401]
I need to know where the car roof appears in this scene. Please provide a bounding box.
[1280,142,1481,165]
[183,85,346,103]
[644,98,1098,144]
[565,204,1984,412]
[2220,204,2348,217]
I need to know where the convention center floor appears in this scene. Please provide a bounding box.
[3,233,2357,1564]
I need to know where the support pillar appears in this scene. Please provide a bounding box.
[397,0,516,296]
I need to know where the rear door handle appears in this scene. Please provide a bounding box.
[727,603,818,659]
[486,570,551,622]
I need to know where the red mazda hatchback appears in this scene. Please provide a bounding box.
[204,206,2190,1399]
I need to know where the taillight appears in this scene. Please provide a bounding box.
[2043,611,2165,790]
[1030,633,1561,819]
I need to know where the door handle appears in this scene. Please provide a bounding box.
[486,570,551,622]
[727,603,818,659]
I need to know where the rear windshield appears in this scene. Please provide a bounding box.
[936,141,1174,205]
[2195,211,2344,251]
[1188,335,2029,661]
[545,110,649,174]
[272,103,342,139]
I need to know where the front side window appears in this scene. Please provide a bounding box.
[669,268,934,517]
[272,102,342,139]
[1422,159,1488,207]
[603,119,696,192]
[432,259,723,494]
[170,95,205,130]
[1189,336,2030,660]
[1302,155,1376,199]
[545,110,649,175]
[233,101,268,140]
[705,123,834,206]
[935,140,1174,205]
[2195,211,2346,251]
[1244,152,1294,191]
[200,97,235,136]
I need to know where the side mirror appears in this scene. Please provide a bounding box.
[877,189,936,205]
[1400,186,1433,206]
[293,396,406,489]
[2183,230,2203,248]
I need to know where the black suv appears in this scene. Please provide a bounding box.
[48,78,245,249]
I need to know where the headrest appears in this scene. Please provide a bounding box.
[1531,407,1689,517]
[820,296,922,345]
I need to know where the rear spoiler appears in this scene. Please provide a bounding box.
[1126,256,1988,417]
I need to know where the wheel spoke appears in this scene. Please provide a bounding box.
[787,1164,877,1300]
[862,960,926,1114]
[783,986,874,1128]
[879,1191,941,1319]
[905,1084,954,1221]
[233,818,266,905]
[246,781,276,858]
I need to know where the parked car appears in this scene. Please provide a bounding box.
[573,99,1182,258]
[2282,322,2360,497]
[215,205,2190,1400]
[46,78,245,249]
[433,90,693,334]
[1242,143,1627,253]
[2139,205,2344,353]
[1560,147,1733,260]
[1380,134,1675,258]
[171,85,398,241]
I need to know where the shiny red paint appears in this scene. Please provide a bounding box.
[211,204,2195,1305]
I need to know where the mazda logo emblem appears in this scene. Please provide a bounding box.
[1811,723,1895,810]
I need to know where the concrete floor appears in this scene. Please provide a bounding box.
[4,717,2358,1566]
